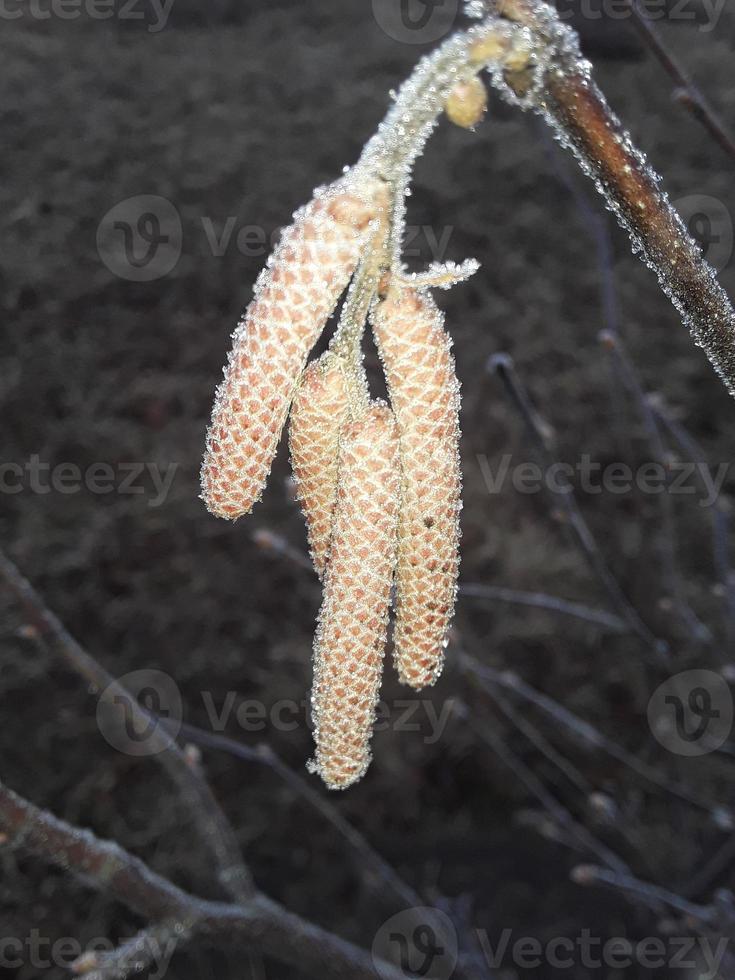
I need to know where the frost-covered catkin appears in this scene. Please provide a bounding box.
[289,353,351,577]
[372,288,461,689]
[200,175,384,520]
[309,404,400,790]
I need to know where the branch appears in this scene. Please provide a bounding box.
[625,0,735,164]
[459,582,627,631]
[0,548,254,905]
[487,353,668,660]
[0,777,407,980]
[490,0,735,397]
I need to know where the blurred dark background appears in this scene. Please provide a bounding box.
[2,1,735,977]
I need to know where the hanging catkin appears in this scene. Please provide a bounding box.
[200,175,384,520]
[372,287,462,689]
[289,353,351,578]
[309,403,400,790]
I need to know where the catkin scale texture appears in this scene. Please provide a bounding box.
[200,175,383,520]
[289,354,351,578]
[372,288,462,689]
[309,405,400,791]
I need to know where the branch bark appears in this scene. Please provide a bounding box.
[493,0,735,397]
[0,778,406,980]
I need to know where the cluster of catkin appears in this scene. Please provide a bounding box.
[201,168,463,789]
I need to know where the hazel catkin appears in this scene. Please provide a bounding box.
[200,174,385,520]
[372,287,462,690]
[309,403,400,790]
[289,353,351,578]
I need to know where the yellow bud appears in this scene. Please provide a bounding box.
[445,77,488,130]
[469,31,511,66]
[504,37,534,73]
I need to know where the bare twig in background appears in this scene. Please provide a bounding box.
[455,699,630,874]
[649,397,735,653]
[0,548,254,905]
[571,863,715,922]
[624,0,735,164]
[176,722,422,908]
[459,582,627,631]
[0,778,407,980]
[458,650,730,820]
[488,352,668,659]
[599,330,712,644]
[173,722,487,980]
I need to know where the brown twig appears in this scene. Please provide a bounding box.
[0,777,407,980]
[492,0,735,397]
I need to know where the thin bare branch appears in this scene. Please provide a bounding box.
[571,863,715,923]
[459,649,730,819]
[459,582,627,631]
[0,548,254,904]
[488,353,668,660]
[624,0,735,164]
[455,699,630,874]
[0,777,407,980]
[599,330,712,644]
